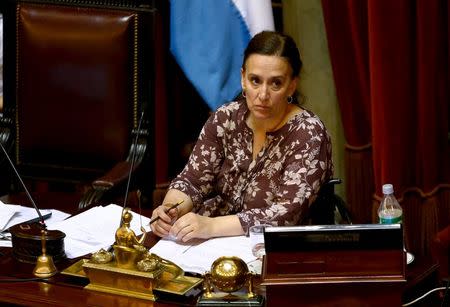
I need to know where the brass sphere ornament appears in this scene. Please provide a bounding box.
[201,256,258,303]
[209,256,249,293]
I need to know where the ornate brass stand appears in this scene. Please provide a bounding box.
[198,256,264,306]
[83,258,163,300]
[76,208,202,301]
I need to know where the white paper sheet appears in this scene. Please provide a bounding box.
[149,235,261,275]
[0,200,71,247]
[0,201,20,231]
[47,204,151,259]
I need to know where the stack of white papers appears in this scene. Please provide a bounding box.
[1,200,262,274]
[149,235,261,275]
[47,204,151,259]
[0,200,70,247]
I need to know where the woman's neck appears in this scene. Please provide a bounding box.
[248,104,300,133]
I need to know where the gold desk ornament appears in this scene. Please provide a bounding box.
[198,256,264,306]
[90,248,113,264]
[81,208,203,301]
[33,229,58,278]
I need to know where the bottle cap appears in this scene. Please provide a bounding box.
[382,184,394,194]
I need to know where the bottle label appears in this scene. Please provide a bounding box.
[379,215,402,224]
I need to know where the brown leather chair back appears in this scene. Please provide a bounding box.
[0,0,161,209]
[17,3,134,177]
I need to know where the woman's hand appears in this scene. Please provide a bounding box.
[169,212,212,242]
[150,204,179,238]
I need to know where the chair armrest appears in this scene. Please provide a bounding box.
[92,161,138,190]
[78,160,141,210]
[79,125,148,210]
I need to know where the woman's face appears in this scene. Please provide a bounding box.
[241,54,298,121]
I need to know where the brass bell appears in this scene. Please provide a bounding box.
[33,230,57,278]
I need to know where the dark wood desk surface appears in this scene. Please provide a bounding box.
[0,198,442,306]
[0,243,441,306]
[0,236,202,307]
[0,194,192,306]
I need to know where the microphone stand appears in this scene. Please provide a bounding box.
[107,111,145,254]
[0,142,45,226]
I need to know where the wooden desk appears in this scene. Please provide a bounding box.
[0,198,191,306]
[0,199,441,306]
[0,245,441,306]
[0,234,203,307]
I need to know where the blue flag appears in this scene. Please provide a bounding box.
[170,0,274,110]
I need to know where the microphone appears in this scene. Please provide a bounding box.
[0,139,64,277]
[122,110,145,214]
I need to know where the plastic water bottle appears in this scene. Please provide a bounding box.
[378,184,402,224]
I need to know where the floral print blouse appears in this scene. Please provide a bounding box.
[169,100,333,232]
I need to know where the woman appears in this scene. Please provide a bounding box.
[151,31,333,242]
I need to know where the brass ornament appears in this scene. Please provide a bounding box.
[199,256,263,306]
[91,248,113,264]
[33,229,57,278]
[136,252,161,272]
[208,256,252,293]
[78,208,202,300]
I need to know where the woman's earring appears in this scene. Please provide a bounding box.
[287,96,293,103]
[242,90,247,98]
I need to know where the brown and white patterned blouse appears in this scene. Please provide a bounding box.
[169,100,333,232]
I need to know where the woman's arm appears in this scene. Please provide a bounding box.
[152,188,245,241]
[151,108,229,240]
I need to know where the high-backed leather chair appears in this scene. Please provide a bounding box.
[0,0,164,211]
[306,178,351,225]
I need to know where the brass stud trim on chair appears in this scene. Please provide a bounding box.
[15,5,21,165]
[133,14,139,128]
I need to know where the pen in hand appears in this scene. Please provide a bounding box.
[106,201,185,252]
[149,200,184,225]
